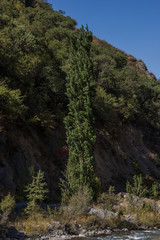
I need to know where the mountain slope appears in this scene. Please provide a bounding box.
[0,0,160,199]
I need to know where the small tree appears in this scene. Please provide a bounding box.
[150,182,159,199]
[67,185,92,220]
[126,174,148,198]
[25,170,48,211]
[0,193,15,225]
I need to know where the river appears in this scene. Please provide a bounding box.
[96,230,160,239]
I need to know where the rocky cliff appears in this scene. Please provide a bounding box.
[0,120,160,200]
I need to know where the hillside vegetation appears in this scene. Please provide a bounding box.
[1,0,160,128]
[0,0,160,201]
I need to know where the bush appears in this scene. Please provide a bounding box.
[66,185,92,219]
[0,193,15,225]
[0,193,15,214]
[97,186,117,211]
[60,173,71,205]
[0,81,26,121]
[126,174,148,198]
[150,182,159,199]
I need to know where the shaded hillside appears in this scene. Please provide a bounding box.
[1,120,160,200]
[0,0,160,199]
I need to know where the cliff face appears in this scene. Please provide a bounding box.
[0,123,67,200]
[95,123,160,191]
[0,121,160,199]
[127,56,156,80]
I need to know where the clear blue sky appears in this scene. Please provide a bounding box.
[49,0,160,79]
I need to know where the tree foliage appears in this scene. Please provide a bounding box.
[0,81,25,120]
[64,26,96,193]
[126,174,148,198]
[0,0,75,126]
[0,193,15,225]
[0,193,15,214]
[0,0,160,129]
[25,170,48,208]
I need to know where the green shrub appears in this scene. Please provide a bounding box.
[126,174,148,197]
[108,185,115,195]
[60,172,72,205]
[0,81,26,120]
[150,182,159,199]
[66,185,92,219]
[0,193,15,224]
[47,206,63,220]
[97,186,117,211]
[91,176,102,200]
[0,193,15,214]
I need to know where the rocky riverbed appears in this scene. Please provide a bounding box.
[1,222,160,240]
[1,195,160,239]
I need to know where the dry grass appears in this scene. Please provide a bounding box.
[13,194,160,235]
[15,217,51,236]
[136,210,160,227]
[76,214,99,227]
[116,195,160,228]
[14,208,63,236]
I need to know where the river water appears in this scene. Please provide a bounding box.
[96,230,160,240]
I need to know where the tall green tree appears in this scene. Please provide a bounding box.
[64,26,96,193]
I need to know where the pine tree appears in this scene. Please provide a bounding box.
[25,170,48,209]
[64,26,96,193]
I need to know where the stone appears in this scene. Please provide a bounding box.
[124,214,133,222]
[87,230,96,236]
[47,223,52,232]
[88,207,105,218]
[79,233,86,237]
[88,207,115,219]
[53,221,62,230]
[96,230,106,235]
[81,228,87,233]
[104,229,112,234]
[122,228,128,232]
